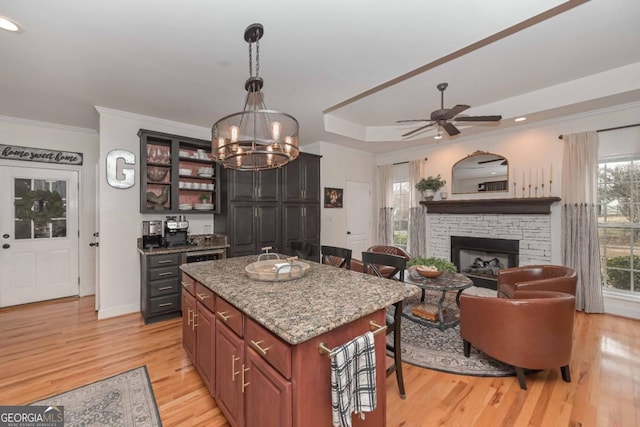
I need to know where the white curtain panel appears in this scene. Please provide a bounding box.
[408,159,427,257]
[561,131,604,313]
[377,165,394,245]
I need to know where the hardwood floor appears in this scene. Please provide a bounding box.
[0,296,638,426]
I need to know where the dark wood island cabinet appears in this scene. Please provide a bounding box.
[180,256,417,427]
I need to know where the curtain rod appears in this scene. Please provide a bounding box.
[393,157,428,166]
[557,123,640,139]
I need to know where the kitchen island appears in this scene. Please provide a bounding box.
[180,255,417,427]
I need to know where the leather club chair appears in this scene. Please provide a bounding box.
[459,290,575,390]
[497,265,577,299]
[351,245,412,275]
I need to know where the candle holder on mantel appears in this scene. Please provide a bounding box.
[541,183,545,197]
[549,179,552,196]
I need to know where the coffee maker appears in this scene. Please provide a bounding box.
[164,215,189,247]
[142,220,163,249]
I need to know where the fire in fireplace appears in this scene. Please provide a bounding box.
[451,236,519,290]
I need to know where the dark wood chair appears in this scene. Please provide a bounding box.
[362,251,407,399]
[320,245,352,269]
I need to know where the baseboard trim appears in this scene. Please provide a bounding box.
[97,303,139,320]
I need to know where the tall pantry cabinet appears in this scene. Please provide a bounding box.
[214,153,320,260]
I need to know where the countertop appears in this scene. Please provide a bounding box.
[137,233,228,256]
[180,255,419,345]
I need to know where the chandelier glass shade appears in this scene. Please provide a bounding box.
[212,23,299,171]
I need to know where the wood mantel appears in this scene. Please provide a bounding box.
[420,197,561,215]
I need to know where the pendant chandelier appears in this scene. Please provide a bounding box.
[212,23,299,171]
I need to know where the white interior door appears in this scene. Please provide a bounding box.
[0,166,79,307]
[345,180,371,258]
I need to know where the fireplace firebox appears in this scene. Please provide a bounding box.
[451,236,519,290]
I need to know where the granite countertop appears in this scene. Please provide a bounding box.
[180,255,419,345]
[137,233,228,255]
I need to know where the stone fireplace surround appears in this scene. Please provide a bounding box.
[428,213,552,267]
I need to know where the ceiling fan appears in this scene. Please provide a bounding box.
[397,82,502,138]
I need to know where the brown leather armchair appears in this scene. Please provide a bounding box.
[460,290,575,390]
[351,245,412,274]
[497,265,577,299]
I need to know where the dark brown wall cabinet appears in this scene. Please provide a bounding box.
[139,129,219,214]
[215,153,321,260]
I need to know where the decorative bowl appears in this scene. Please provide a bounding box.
[147,166,169,182]
[416,266,442,278]
[245,258,310,282]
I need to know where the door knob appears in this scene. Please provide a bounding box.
[2,244,10,249]
[90,242,99,247]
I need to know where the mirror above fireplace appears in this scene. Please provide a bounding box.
[452,151,509,194]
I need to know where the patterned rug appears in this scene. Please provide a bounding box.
[31,366,162,426]
[389,287,516,377]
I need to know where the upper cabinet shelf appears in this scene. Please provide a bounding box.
[139,129,220,214]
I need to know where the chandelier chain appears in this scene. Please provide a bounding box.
[255,39,260,78]
[248,42,252,78]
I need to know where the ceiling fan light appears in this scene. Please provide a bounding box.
[434,133,443,140]
[0,15,23,33]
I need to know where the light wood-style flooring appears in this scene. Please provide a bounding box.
[0,296,638,426]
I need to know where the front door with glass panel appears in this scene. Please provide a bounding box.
[0,166,79,307]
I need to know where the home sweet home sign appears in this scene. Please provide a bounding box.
[0,144,83,165]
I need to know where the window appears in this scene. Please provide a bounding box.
[14,178,67,240]
[392,180,410,249]
[598,159,640,293]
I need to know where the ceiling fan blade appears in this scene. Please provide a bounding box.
[454,115,502,122]
[401,123,435,137]
[443,104,470,120]
[442,122,460,136]
[396,119,430,123]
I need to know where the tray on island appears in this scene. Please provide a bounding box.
[245,258,310,282]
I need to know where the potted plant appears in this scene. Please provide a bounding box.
[415,175,447,200]
[407,257,457,272]
[199,194,210,204]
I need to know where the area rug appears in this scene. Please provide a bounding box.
[31,366,162,427]
[389,287,516,377]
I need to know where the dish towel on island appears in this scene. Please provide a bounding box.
[330,331,377,427]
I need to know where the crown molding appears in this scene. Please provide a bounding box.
[0,114,98,135]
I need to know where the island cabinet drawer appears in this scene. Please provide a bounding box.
[149,253,181,268]
[195,283,215,312]
[245,318,292,380]
[149,278,180,297]
[149,266,180,281]
[181,273,196,296]
[149,294,180,314]
[215,297,244,337]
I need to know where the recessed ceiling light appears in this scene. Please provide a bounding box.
[0,15,23,33]
[514,117,527,122]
